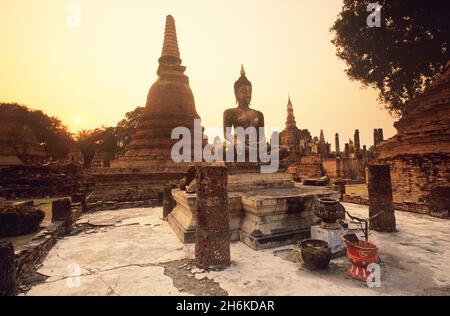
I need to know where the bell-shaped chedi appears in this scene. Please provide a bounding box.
[112,15,201,171]
[0,104,45,166]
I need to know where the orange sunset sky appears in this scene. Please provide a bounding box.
[0,0,396,148]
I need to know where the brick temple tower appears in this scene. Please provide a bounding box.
[281,96,300,155]
[112,15,201,171]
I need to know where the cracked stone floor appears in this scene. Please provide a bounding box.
[24,203,450,296]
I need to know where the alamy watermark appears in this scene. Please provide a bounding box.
[66,3,81,28]
[367,3,382,28]
[366,263,382,288]
[171,119,280,173]
[66,263,81,288]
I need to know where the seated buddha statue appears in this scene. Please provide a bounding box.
[223,65,265,161]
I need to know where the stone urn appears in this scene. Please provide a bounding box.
[343,234,379,281]
[299,239,332,270]
[313,197,345,230]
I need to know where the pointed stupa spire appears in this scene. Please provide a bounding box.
[285,95,297,129]
[161,15,180,59]
[287,93,293,108]
[240,64,246,77]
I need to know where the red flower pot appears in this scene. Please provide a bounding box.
[343,237,378,281]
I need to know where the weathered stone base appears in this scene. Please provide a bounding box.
[167,190,242,243]
[168,172,337,250]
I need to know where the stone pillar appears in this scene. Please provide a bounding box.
[354,129,361,153]
[336,179,346,201]
[373,129,379,146]
[377,129,384,142]
[0,241,16,296]
[71,193,87,212]
[344,144,350,158]
[335,158,342,179]
[367,164,396,232]
[335,133,340,155]
[429,185,450,218]
[163,186,175,219]
[195,165,230,270]
[52,198,72,232]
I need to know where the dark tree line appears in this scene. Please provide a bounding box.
[0,103,73,161]
[0,103,144,167]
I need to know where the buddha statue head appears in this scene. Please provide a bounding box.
[234,65,252,107]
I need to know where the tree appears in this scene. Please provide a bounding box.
[0,103,73,160]
[75,127,117,168]
[331,0,450,116]
[115,106,144,156]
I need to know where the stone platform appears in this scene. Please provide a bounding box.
[168,171,338,250]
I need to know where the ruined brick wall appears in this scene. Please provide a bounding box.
[322,158,338,179]
[86,169,185,206]
[323,158,363,180]
[381,153,450,206]
[0,164,83,199]
[296,156,324,179]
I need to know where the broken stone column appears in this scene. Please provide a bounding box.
[71,193,87,212]
[195,165,230,270]
[344,144,350,158]
[335,179,346,201]
[0,241,16,296]
[368,164,396,232]
[163,185,175,219]
[377,129,384,142]
[429,185,450,218]
[335,133,340,155]
[52,198,72,232]
[354,129,361,153]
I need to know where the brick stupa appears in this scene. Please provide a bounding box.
[111,15,201,172]
[88,15,201,206]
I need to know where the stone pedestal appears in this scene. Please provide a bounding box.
[52,199,71,222]
[52,198,72,232]
[429,185,450,218]
[0,241,16,296]
[368,164,396,232]
[311,225,346,257]
[195,165,230,270]
[168,168,338,250]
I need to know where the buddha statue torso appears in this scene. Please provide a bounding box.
[223,66,265,143]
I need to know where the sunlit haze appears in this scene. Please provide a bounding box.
[0,0,396,148]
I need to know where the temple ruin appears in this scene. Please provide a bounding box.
[376,61,450,216]
[87,15,203,207]
[0,105,45,166]
[280,98,367,183]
